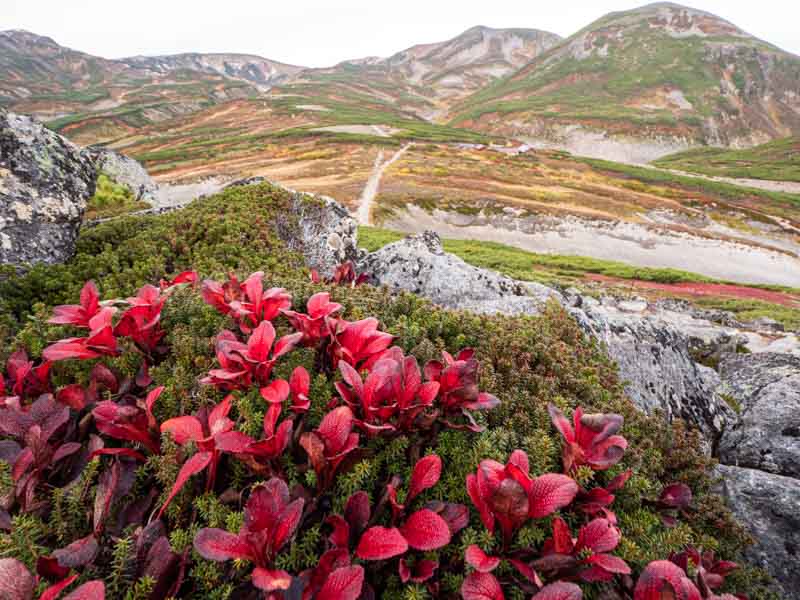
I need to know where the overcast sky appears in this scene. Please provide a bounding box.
[2,0,798,67]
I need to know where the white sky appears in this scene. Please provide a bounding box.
[1,0,798,67]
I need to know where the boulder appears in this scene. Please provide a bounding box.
[84,146,158,203]
[715,465,800,599]
[570,295,733,438]
[359,231,560,315]
[0,110,96,266]
[717,353,800,478]
[277,192,360,278]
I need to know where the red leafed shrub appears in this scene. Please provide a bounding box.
[0,269,751,599]
[467,450,578,544]
[194,478,303,592]
[535,517,631,583]
[548,404,628,472]
[201,271,291,333]
[200,321,302,390]
[0,558,105,600]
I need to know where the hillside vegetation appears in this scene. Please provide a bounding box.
[654,137,800,182]
[451,4,800,145]
[0,184,770,599]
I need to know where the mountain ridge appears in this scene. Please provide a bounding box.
[450,2,800,155]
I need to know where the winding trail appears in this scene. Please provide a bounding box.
[355,143,412,225]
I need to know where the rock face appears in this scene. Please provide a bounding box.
[715,465,800,599]
[567,294,733,438]
[0,110,96,266]
[360,231,559,314]
[718,353,800,478]
[278,192,360,278]
[85,147,158,203]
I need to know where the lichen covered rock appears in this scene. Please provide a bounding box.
[359,230,559,315]
[0,110,96,266]
[718,353,800,478]
[716,464,800,600]
[84,146,158,203]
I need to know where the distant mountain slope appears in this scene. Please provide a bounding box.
[0,30,304,142]
[289,26,561,120]
[120,53,303,90]
[654,136,800,182]
[450,3,800,154]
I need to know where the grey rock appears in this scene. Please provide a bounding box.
[718,353,800,478]
[85,146,158,203]
[571,299,734,438]
[748,316,785,333]
[0,110,96,266]
[278,192,360,278]
[715,465,800,599]
[358,231,560,315]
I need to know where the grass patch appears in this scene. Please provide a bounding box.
[84,173,149,221]
[654,138,800,182]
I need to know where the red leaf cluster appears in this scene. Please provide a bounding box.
[549,404,628,472]
[201,271,291,333]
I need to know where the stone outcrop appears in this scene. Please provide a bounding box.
[715,465,800,599]
[277,192,361,278]
[0,110,96,266]
[565,293,734,438]
[717,353,800,478]
[359,231,559,314]
[85,146,158,203]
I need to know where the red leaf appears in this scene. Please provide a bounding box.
[407,454,442,504]
[88,448,146,463]
[52,534,99,568]
[251,568,292,592]
[214,431,254,453]
[39,575,79,600]
[247,321,276,362]
[317,405,354,451]
[271,498,304,551]
[344,491,371,536]
[461,571,505,600]
[194,529,254,562]
[576,519,620,554]
[356,526,408,560]
[635,561,702,600]
[659,483,692,509]
[528,473,579,518]
[465,545,500,573]
[93,462,120,534]
[587,553,631,574]
[532,581,583,600]
[0,558,36,600]
[400,509,451,551]
[56,385,87,410]
[551,517,575,554]
[158,451,212,518]
[260,379,290,404]
[159,416,204,445]
[62,580,105,600]
[399,558,438,583]
[317,565,364,600]
[439,502,469,534]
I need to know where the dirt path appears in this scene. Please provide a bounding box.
[355,144,411,224]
